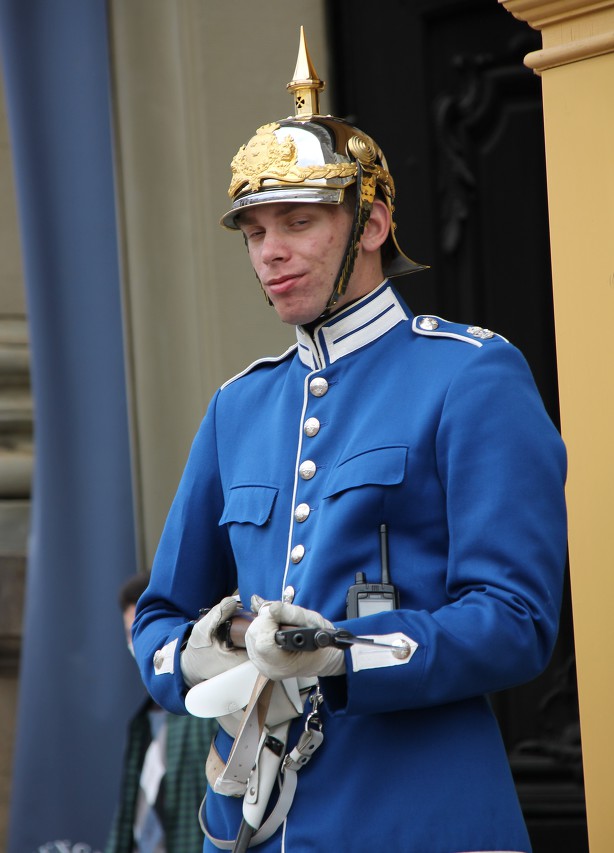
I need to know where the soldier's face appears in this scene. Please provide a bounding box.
[238,202,357,325]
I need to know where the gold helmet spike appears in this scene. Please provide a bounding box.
[286,26,325,117]
[221,28,427,312]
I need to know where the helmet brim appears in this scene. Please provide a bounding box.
[220,186,344,230]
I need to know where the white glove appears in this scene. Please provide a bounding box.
[180,596,249,688]
[245,595,345,681]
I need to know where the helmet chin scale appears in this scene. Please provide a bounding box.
[325,157,376,314]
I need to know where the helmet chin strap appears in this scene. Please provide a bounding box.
[321,159,377,317]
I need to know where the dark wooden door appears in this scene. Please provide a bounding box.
[327,2,587,850]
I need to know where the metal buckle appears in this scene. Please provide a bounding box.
[305,685,323,732]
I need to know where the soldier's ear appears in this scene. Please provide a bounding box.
[362,199,390,253]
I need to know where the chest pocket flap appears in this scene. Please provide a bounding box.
[219,484,278,526]
[323,446,408,499]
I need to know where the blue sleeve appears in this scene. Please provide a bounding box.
[327,342,568,715]
[132,390,236,714]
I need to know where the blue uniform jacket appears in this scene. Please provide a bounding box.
[134,282,567,853]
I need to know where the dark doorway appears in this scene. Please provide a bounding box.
[326,2,587,850]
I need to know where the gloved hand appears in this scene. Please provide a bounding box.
[245,595,345,681]
[180,595,249,688]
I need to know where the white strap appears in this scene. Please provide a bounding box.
[249,727,324,844]
[202,714,324,848]
[214,674,273,796]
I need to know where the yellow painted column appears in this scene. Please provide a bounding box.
[500,2,614,850]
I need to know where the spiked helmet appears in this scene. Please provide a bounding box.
[221,27,426,311]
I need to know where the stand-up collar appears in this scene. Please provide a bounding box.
[295,281,409,369]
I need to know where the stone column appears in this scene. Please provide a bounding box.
[499,2,614,850]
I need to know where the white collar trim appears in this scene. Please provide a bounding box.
[296,282,408,369]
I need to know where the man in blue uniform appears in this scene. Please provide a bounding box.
[133,29,567,853]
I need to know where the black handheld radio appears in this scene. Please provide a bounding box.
[345,523,399,618]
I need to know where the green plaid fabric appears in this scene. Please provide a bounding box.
[105,700,216,853]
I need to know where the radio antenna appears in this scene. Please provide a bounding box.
[380,523,390,584]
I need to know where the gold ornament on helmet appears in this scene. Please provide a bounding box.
[221,26,427,311]
[228,123,356,199]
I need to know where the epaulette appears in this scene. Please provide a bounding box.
[411,315,508,347]
[221,343,298,390]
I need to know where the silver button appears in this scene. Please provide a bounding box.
[309,377,329,397]
[392,639,412,660]
[304,417,320,437]
[290,544,305,563]
[153,650,164,671]
[294,503,311,522]
[418,316,439,331]
[299,460,316,480]
[282,585,295,603]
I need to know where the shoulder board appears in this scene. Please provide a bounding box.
[411,315,508,347]
[221,343,298,390]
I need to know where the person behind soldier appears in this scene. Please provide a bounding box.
[106,573,216,853]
